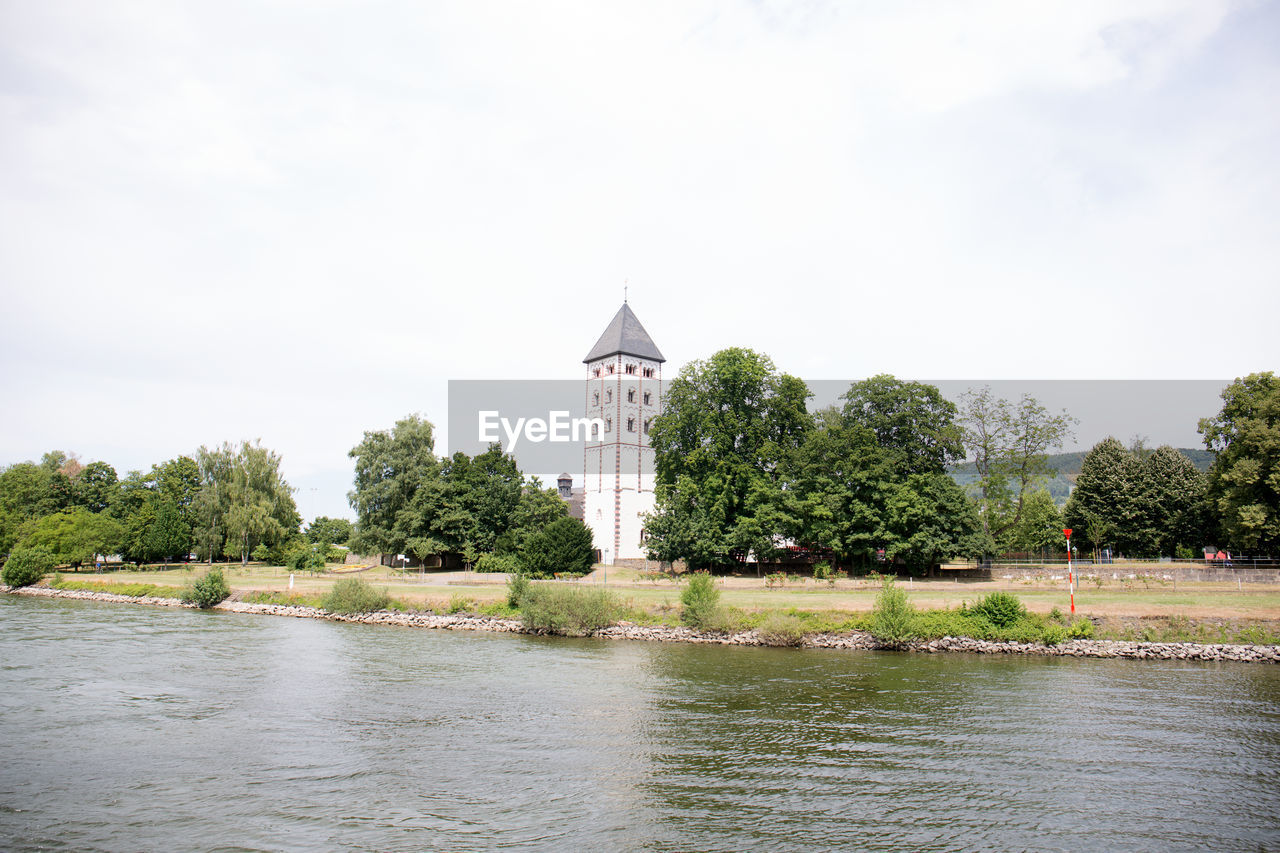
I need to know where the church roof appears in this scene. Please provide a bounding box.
[583,303,665,364]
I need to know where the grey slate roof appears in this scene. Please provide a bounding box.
[583,303,665,363]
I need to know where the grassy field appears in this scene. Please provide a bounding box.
[48,562,1280,622]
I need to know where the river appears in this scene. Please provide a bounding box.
[1,595,1278,851]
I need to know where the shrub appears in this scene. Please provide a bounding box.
[1041,623,1068,645]
[680,571,722,630]
[970,591,1027,628]
[475,552,522,574]
[1067,617,1094,639]
[287,544,326,572]
[507,571,530,608]
[448,594,476,614]
[321,577,390,614]
[3,548,56,588]
[757,612,807,647]
[812,561,831,580]
[520,517,595,578]
[182,568,230,609]
[518,583,619,636]
[871,578,915,647]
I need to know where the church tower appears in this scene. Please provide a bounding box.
[582,302,664,563]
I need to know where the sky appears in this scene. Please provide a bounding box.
[2,0,1277,522]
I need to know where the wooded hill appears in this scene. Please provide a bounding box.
[949,448,1215,504]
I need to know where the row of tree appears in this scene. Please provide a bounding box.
[0,442,308,568]
[643,350,1278,568]
[346,414,592,573]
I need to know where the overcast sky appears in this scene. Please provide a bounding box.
[2,0,1277,522]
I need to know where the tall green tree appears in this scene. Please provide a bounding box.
[646,348,811,568]
[305,516,354,546]
[841,375,964,477]
[958,387,1075,543]
[72,461,119,513]
[1199,372,1280,553]
[348,414,439,555]
[17,507,123,569]
[196,441,299,564]
[1064,438,1142,556]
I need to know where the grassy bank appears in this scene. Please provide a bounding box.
[29,563,1280,647]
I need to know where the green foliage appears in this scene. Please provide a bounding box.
[841,374,965,476]
[474,552,523,574]
[969,591,1027,627]
[348,414,439,555]
[182,568,230,608]
[2,547,55,587]
[506,571,530,608]
[957,387,1075,546]
[517,583,620,636]
[756,612,807,646]
[18,507,123,568]
[1199,372,1280,553]
[321,577,390,614]
[447,593,476,614]
[305,516,353,545]
[196,440,299,564]
[287,544,326,572]
[679,571,722,629]
[646,347,811,568]
[498,481,571,555]
[1067,617,1094,639]
[520,517,594,578]
[871,578,915,646]
[477,600,518,618]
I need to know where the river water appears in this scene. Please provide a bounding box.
[1,595,1278,852]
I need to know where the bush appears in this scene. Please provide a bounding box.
[182,568,230,608]
[757,612,807,647]
[321,577,390,614]
[518,583,619,636]
[475,552,523,574]
[448,593,476,614]
[969,591,1027,628]
[520,517,595,578]
[2,547,56,588]
[506,571,530,608]
[680,571,722,629]
[871,578,915,647]
[812,561,831,580]
[287,545,326,572]
[1067,617,1094,639]
[1041,623,1068,645]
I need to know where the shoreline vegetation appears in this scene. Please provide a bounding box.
[5,571,1278,664]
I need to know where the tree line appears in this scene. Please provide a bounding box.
[643,350,1278,569]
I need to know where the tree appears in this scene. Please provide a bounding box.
[17,507,123,568]
[520,517,595,578]
[0,461,69,521]
[305,516,354,546]
[646,348,811,568]
[1002,489,1064,555]
[348,414,439,555]
[880,473,984,572]
[196,441,299,564]
[841,375,964,477]
[958,387,1075,543]
[403,445,523,564]
[1064,438,1142,556]
[1199,372,1280,554]
[72,461,118,513]
[497,479,569,555]
[1139,445,1210,556]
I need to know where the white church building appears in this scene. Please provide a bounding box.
[580,302,664,563]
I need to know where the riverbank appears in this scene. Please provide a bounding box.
[6,583,1278,664]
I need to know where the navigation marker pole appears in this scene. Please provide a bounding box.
[1064,528,1074,615]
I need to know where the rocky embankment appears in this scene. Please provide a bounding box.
[6,584,1278,663]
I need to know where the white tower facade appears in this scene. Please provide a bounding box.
[582,303,664,562]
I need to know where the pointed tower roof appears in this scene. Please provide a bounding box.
[583,303,665,363]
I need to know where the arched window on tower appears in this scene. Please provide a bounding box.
[643,367,654,378]
[626,417,635,432]
[605,418,612,433]
[643,418,651,435]
[627,388,635,403]
[625,363,636,375]
[605,389,612,404]
[592,392,599,406]
[642,391,651,406]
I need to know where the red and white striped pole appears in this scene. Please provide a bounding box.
[1064,528,1074,615]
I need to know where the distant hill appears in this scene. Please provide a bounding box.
[948,447,1214,505]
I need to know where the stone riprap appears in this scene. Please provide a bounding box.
[4,584,1277,663]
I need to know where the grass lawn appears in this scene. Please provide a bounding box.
[49,562,1280,623]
